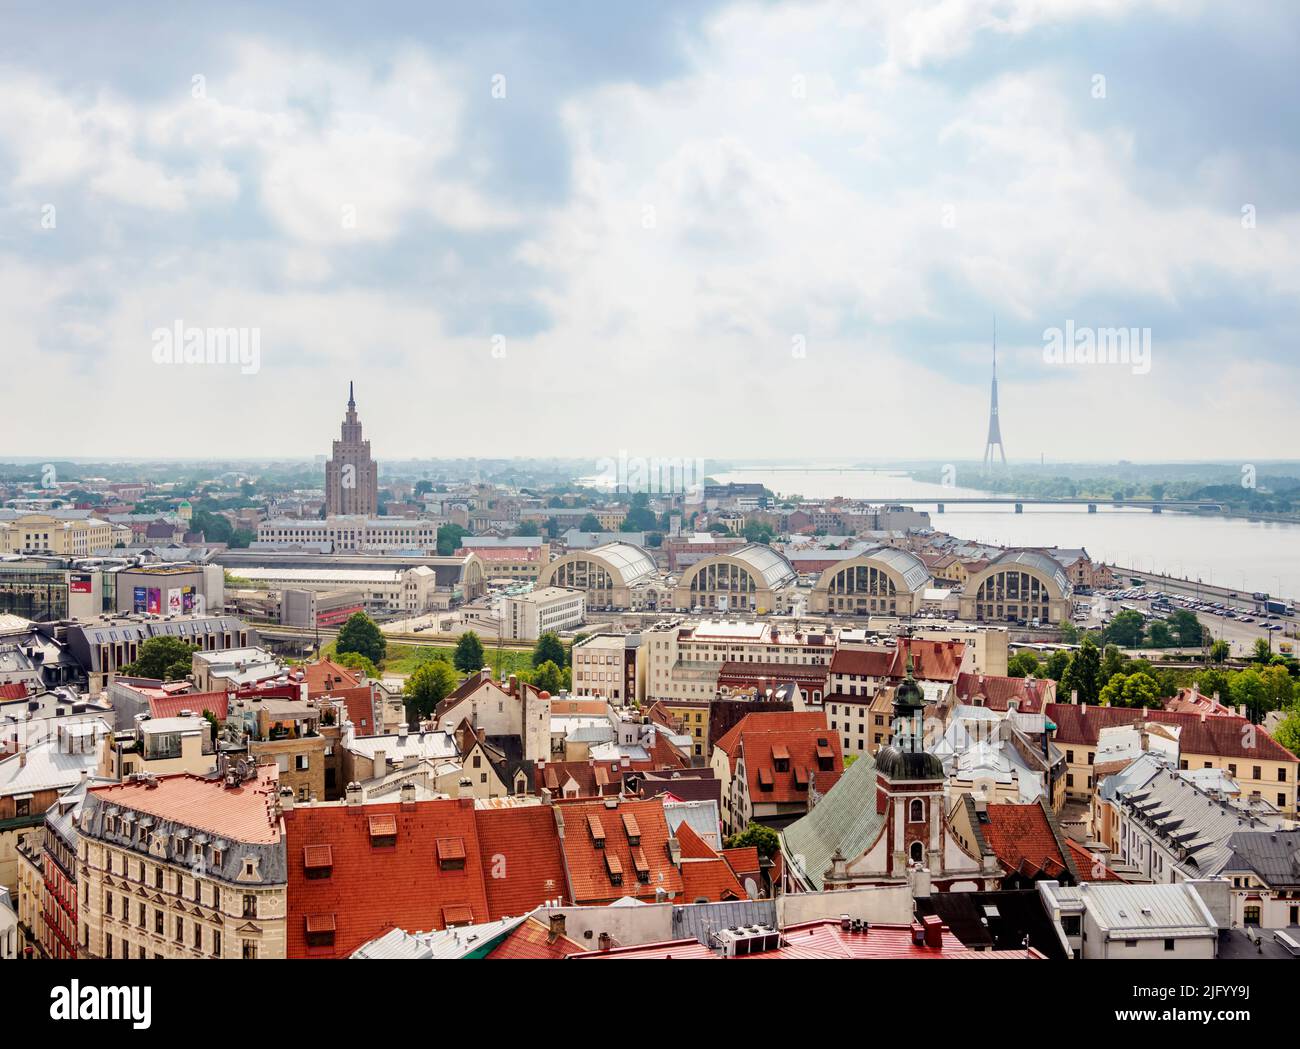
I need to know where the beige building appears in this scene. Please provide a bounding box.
[0,512,113,557]
[957,550,1074,626]
[501,586,586,642]
[535,542,659,611]
[99,716,215,781]
[670,544,798,614]
[78,763,288,960]
[572,633,643,706]
[807,547,932,617]
[641,619,834,704]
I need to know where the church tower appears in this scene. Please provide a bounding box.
[325,381,379,517]
[875,647,946,876]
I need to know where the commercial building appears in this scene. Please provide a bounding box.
[807,546,932,617]
[671,544,799,614]
[0,511,113,557]
[536,542,658,611]
[65,614,255,693]
[958,550,1074,625]
[256,515,440,553]
[1037,880,1224,959]
[501,587,586,641]
[324,383,379,517]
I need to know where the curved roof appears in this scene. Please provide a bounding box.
[982,550,1072,595]
[680,544,797,590]
[814,545,931,593]
[543,541,658,587]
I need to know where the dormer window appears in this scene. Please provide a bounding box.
[587,813,606,849]
[368,815,397,848]
[436,837,466,871]
[303,845,333,879]
[621,812,641,846]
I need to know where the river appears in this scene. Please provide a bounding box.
[709,466,1300,601]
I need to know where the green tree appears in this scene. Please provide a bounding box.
[404,658,459,724]
[1100,671,1160,708]
[1272,710,1300,758]
[743,519,775,545]
[1147,621,1173,648]
[622,493,657,532]
[331,649,379,679]
[1210,638,1230,664]
[1044,650,1071,681]
[414,480,434,496]
[1061,634,1102,704]
[1058,621,1081,644]
[453,631,487,674]
[337,612,387,665]
[531,660,565,695]
[724,823,780,860]
[1168,609,1205,648]
[513,520,541,537]
[436,524,470,556]
[532,631,566,669]
[1194,667,1232,700]
[1100,644,1125,688]
[1007,652,1041,678]
[121,636,198,681]
[1229,668,1273,723]
[1104,610,1145,649]
[1252,638,1273,663]
[578,513,602,532]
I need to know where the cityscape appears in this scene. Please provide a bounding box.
[2,0,1298,1020]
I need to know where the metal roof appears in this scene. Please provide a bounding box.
[985,550,1072,594]
[1072,882,1218,939]
[581,542,658,585]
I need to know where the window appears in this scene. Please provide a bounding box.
[175,916,184,942]
[909,841,924,863]
[243,894,257,918]
[909,799,924,823]
[105,934,113,959]
[242,940,257,959]
[154,909,164,935]
[1163,938,1175,951]
[212,930,222,957]
[193,923,202,950]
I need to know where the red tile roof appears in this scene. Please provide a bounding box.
[1046,703,1298,763]
[722,846,761,879]
[889,639,965,682]
[830,649,895,677]
[475,805,569,919]
[1163,687,1235,718]
[0,682,29,700]
[323,685,378,734]
[556,797,683,905]
[147,689,230,721]
[713,711,830,769]
[955,673,1053,713]
[486,916,585,959]
[1065,839,1124,881]
[575,920,1042,960]
[300,660,361,697]
[716,662,830,690]
[88,768,281,844]
[980,801,1073,881]
[284,798,490,958]
[737,729,843,804]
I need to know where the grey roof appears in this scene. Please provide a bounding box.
[780,751,883,891]
[855,545,932,592]
[672,899,776,945]
[1071,882,1218,940]
[351,914,528,959]
[0,724,108,797]
[1224,829,1300,889]
[1115,765,1272,878]
[985,550,1072,594]
[725,544,797,588]
[663,799,722,850]
[577,542,658,585]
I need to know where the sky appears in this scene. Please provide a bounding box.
[1,0,1298,463]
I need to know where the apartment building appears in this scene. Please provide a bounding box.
[571,632,643,706]
[0,512,113,557]
[257,516,440,553]
[501,587,585,642]
[79,763,287,960]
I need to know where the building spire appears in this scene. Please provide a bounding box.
[982,317,1007,472]
[348,380,355,409]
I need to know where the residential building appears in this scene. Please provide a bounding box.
[501,586,586,641]
[1038,879,1224,959]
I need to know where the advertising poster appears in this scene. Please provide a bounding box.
[147,588,161,614]
[134,586,147,613]
[167,588,182,614]
[69,573,93,594]
[182,586,194,612]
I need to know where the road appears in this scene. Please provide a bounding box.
[1078,589,1299,658]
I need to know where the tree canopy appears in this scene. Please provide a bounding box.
[337,612,387,665]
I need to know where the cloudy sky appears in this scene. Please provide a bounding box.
[2,0,1297,463]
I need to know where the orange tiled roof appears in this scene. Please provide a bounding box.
[981,801,1072,881]
[475,805,569,919]
[713,711,830,768]
[284,798,490,958]
[557,798,684,905]
[148,689,230,721]
[1066,839,1124,881]
[88,768,281,844]
[955,673,1052,713]
[487,916,585,959]
[301,660,361,697]
[737,728,843,804]
[889,639,964,682]
[1046,703,1297,763]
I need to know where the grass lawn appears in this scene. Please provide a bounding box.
[380,644,536,679]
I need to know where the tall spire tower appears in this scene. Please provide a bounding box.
[325,381,379,517]
[982,319,1007,472]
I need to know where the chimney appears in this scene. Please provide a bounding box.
[400,782,416,809]
[922,914,943,949]
[345,781,363,806]
[279,787,294,814]
[667,835,682,867]
[508,674,518,696]
[480,666,491,683]
[548,913,566,942]
[1071,689,1079,705]
[597,932,613,952]
[372,749,387,776]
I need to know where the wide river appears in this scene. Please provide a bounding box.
[710,467,1300,602]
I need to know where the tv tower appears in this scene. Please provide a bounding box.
[982,319,1007,472]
